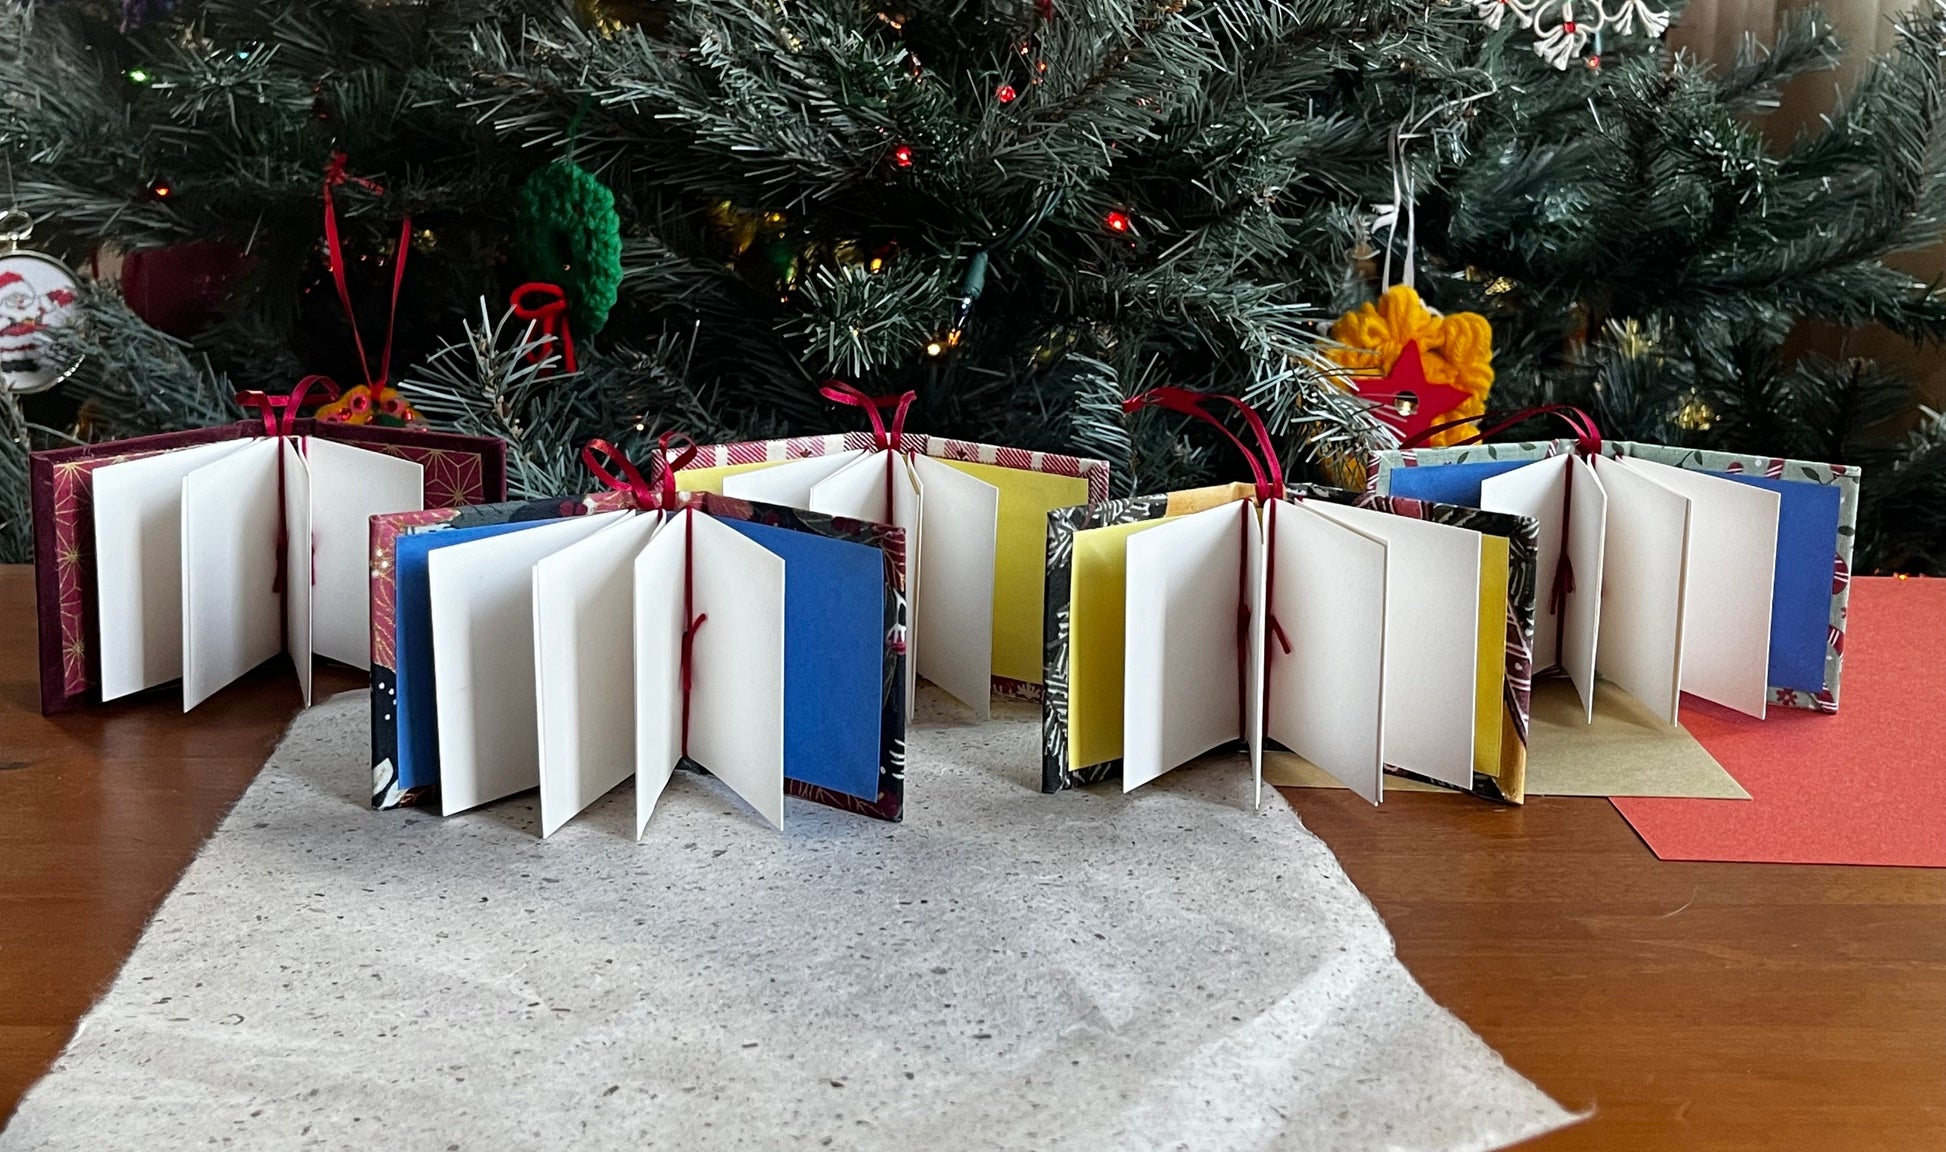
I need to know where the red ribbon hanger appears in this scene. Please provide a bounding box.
[1397,403,1601,456]
[321,153,411,393]
[1122,387,1287,504]
[582,435,707,755]
[1398,404,1603,670]
[822,381,919,524]
[821,381,917,452]
[1121,387,1295,736]
[511,282,577,374]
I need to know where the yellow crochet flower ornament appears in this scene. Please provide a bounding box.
[1328,284,1494,449]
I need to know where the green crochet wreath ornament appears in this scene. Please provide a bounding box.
[515,159,624,335]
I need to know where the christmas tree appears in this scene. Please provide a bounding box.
[2,0,1943,571]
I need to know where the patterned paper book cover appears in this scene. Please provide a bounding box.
[1040,484,1540,804]
[30,419,506,715]
[368,491,911,823]
[1370,439,1857,713]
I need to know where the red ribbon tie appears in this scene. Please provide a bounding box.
[511,282,578,374]
[581,432,698,512]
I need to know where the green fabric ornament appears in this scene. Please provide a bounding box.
[515,160,624,335]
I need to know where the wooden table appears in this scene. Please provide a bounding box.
[1,563,1941,1148]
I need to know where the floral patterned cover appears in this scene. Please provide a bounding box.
[1040,484,1540,804]
[368,491,910,822]
[1370,439,1859,713]
[29,419,505,715]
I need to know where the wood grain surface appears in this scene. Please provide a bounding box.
[1,563,1941,1147]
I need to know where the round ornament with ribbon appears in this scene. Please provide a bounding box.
[0,210,83,396]
[1329,283,1494,448]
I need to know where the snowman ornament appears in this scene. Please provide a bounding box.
[0,210,82,395]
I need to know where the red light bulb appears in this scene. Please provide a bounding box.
[1104,209,1131,234]
[891,144,915,169]
[996,84,1017,104]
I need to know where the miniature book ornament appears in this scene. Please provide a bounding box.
[29,377,508,714]
[1042,389,1540,806]
[669,383,1110,716]
[368,438,909,839]
[1369,407,1859,717]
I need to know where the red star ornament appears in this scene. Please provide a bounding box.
[1351,340,1470,440]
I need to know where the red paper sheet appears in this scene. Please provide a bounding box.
[1614,576,1946,867]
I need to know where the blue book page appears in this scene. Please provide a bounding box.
[1714,473,1842,692]
[393,521,558,793]
[1384,459,1533,506]
[720,519,885,801]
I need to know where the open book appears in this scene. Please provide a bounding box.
[30,392,505,713]
[368,490,907,836]
[1041,481,1540,806]
[1372,439,1859,718]
[669,410,1108,718]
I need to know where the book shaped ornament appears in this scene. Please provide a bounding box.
[1042,390,1541,806]
[368,439,909,838]
[29,377,507,714]
[1370,410,1859,718]
[667,385,1110,717]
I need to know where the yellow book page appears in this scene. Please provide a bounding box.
[1068,518,1171,773]
[1473,534,1509,780]
[1166,483,1255,516]
[674,460,786,495]
[938,459,1090,684]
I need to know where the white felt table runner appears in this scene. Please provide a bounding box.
[1,691,1573,1151]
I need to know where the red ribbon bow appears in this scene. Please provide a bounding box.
[821,381,918,453]
[1398,404,1603,669]
[581,433,699,511]
[321,153,411,393]
[511,282,578,374]
[235,375,341,439]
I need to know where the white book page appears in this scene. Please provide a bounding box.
[92,439,252,701]
[304,437,424,669]
[282,441,313,707]
[1561,455,1608,721]
[428,511,627,815]
[1264,499,1389,804]
[1245,502,1268,808]
[180,438,284,712]
[533,512,662,838]
[634,512,687,837]
[1122,500,1247,792]
[687,512,787,830]
[720,450,866,507]
[1592,454,1690,725]
[1480,455,1567,669]
[1616,456,1778,718]
[909,454,997,718]
[1304,501,1479,789]
[806,449,892,522]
